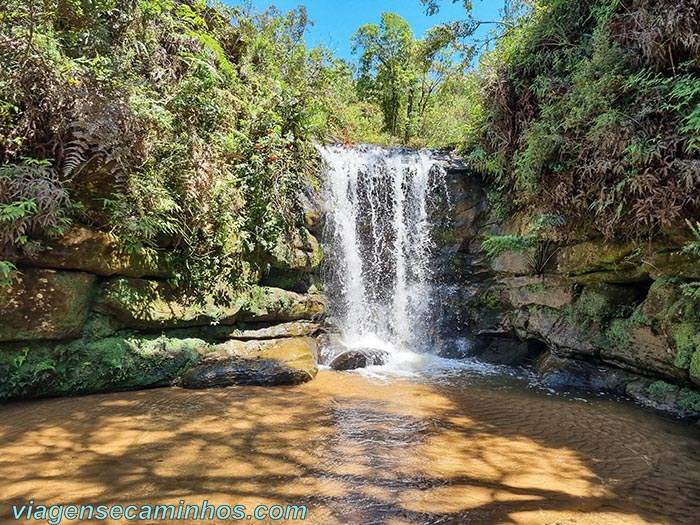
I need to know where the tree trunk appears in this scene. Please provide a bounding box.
[404,85,415,143]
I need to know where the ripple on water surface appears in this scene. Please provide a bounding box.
[0,366,698,525]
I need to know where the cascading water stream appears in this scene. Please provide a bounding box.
[318,144,446,368]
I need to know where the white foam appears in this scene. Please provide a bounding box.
[318,144,447,364]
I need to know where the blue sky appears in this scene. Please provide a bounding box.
[240,0,505,62]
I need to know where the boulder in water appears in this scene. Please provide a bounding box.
[179,337,318,388]
[329,348,389,371]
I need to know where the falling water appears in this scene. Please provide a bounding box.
[318,144,446,362]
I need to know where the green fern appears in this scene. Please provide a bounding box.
[682,220,700,301]
[0,260,18,287]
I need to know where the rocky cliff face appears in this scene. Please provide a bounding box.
[436,158,700,417]
[4,155,699,416]
[0,192,327,400]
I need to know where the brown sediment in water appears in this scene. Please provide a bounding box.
[0,370,698,525]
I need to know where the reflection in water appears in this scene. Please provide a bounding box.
[1,368,698,525]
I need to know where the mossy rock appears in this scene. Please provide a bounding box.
[298,184,325,235]
[513,307,597,358]
[601,325,687,382]
[239,286,325,322]
[166,321,322,341]
[16,226,174,278]
[642,279,699,326]
[690,345,700,387]
[555,241,649,283]
[642,251,700,281]
[557,241,637,273]
[96,277,246,329]
[179,337,318,388]
[261,269,314,293]
[503,275,574,309]
[626,380,700,417]
[96,278,324,331]
[0,268,97,342]
[565,283,644,327]
[212,321,322,340]
[80,314,122,342]
[668,323,698,370]
[269,227,323,273]
[0,335,206,399]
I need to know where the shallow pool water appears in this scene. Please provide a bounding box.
[1,363,699,525]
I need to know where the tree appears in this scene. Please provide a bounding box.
[351,12,459,143]
[352,13,415,139]
[420,0,527,58]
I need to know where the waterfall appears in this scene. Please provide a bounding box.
[318,144,446,362]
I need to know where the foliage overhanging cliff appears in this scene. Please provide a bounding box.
[465,0,700,241]
[2,0,699,280]
[0,0,355,290]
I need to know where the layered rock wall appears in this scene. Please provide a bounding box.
[438,159,700,416]
[0,217,326,399]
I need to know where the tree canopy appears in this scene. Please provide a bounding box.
[351,12,464,143]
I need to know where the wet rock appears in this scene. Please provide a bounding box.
[441,170,489,244]
[458,282,512,337]
[476,339,543,367]
[536,352,637,395]
[317,333,345,365]
[437,337,487,359]
[0,268,97,341]
[179,337,318,388]
[329,348,389,371]
[625,379,700,418]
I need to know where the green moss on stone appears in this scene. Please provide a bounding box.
[473,289,502,309]
[678,388,700,412]
[672,323,700,369]
[0,335,207,399]
[690,348,700,385]
[644,278,700,327]
[80,314,121,341]
[647,380,679,397]
[602,305,650,351]
[643,381,700,414]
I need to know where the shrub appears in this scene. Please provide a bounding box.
[0,0,355,297]
[469,0,700,241]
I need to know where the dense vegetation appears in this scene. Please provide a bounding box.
[2,0,698,288]
[350,12,474,146]
[0,0,353,290]
[462,0,700,241]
